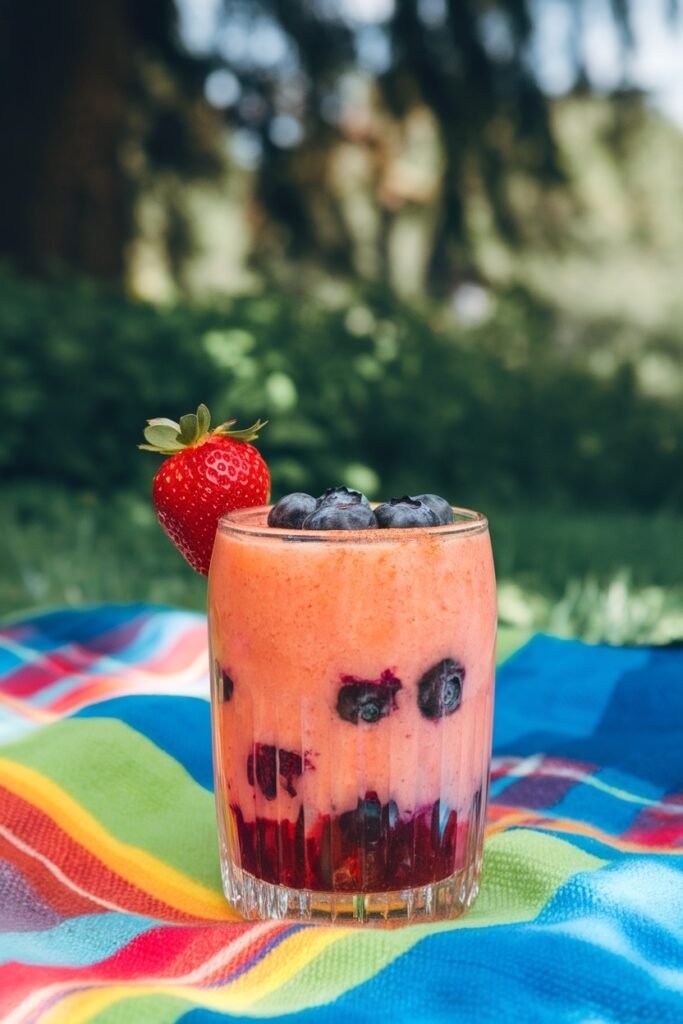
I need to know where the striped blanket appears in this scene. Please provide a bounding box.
[0,605,681,1022]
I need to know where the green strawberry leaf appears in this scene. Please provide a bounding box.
[147,417,181,431]
[143,424,184,450]
[178,413,199,446]
[138,443,182,453]
[196,403,211,436]
[214,418,268,443]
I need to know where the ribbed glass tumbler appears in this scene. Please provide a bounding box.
[208,505,496,925]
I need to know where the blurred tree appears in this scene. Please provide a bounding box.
[0,0,219,280]
[0,0,677,290]
[220,0,677,293]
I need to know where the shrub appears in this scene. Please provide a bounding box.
[0,270,681,509]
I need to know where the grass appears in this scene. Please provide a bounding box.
[1,483,681,645]
[0,485,207,616]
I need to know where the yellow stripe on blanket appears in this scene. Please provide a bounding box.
[31,929,348,1024]
[0,758,235,921]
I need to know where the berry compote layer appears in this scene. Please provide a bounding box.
[208,506,496,907]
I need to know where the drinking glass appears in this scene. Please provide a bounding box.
[208,505,496,924]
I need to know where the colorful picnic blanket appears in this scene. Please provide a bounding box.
[0,604,681,1023]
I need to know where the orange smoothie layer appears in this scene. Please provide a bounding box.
[208,505,496,892]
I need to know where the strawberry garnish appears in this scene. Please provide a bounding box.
[140,403,270,575]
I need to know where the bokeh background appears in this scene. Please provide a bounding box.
[1,0,682,644]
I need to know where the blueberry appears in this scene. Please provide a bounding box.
[247,744,277,799]
[220,671,234,702]
[268,493,317,528]
[339,793,400,847]
[336,669,402,724]
[339,792,383,845]
[411,494,454,525]
[417,658,465,720]
[215,660,234,702]
[316,486,370,508]
[278,748,303,798]
[383,799,399,830]
[430,799,458,849]
[247,744,303,799]
[303,503,377,530]
[374,496,439,529]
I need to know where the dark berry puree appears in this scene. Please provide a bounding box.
[228,793,479,892]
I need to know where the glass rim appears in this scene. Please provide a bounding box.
[217,503,489,542]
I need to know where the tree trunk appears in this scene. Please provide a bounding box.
[0,0,133,279]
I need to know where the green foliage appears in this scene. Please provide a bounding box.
[0,269,681,509]
[191,2,673,289]
[3,1,675,289]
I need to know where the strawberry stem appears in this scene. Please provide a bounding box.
[139,404,267,455]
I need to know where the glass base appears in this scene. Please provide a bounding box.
[221,859,482,925]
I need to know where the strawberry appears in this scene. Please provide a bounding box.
[140,403,270,575]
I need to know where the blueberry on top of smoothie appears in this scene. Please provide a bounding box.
[411,493,454,525]
[375,496,439,529]
[336,669,402,724]
[303,502,377,530]
[417,658,465,719]
[316,485,370,508]
[267,492,317,528]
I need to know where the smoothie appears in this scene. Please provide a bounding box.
[208,504,496,922]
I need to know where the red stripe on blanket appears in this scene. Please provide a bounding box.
[0,786,216,923]
[0,830,100,919]
[0,921,287,1016]
[623,793,683,848]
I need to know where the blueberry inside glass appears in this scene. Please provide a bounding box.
[209,501,496,924]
